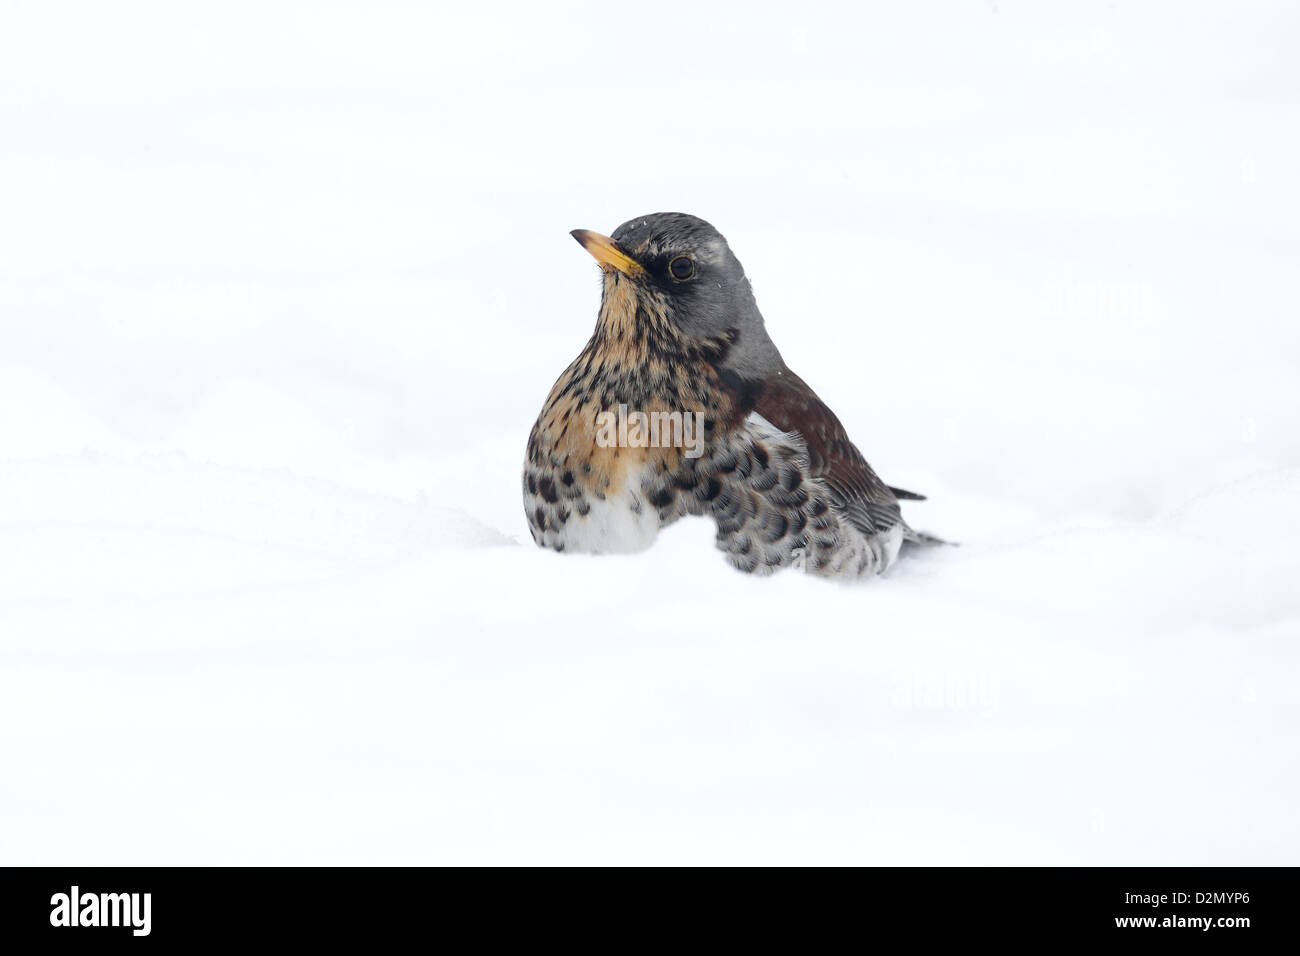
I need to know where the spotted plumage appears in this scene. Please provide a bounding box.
[523,212,943,578]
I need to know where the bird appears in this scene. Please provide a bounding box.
[522,212,944,578]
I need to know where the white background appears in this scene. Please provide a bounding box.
[1,0,1297,864]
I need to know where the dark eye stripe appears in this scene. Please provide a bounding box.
[669,256,695,280]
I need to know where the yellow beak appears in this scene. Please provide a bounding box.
[570,229,645,276]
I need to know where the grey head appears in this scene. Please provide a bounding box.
[571,212,785,383]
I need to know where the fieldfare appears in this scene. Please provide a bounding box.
[523,212,943,577]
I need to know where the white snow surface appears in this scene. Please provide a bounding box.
[2,1,1298,864]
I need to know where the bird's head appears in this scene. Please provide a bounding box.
[571,212,783,381]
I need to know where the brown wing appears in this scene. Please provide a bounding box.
[752,368,904,538]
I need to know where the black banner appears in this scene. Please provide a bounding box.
[0,867,1288,945]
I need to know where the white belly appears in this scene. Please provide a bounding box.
[559,482,663,553]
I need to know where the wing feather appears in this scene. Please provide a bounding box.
[752,369,903,539]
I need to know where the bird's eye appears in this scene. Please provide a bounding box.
[669,256,695,281]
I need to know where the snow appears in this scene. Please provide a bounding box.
[2,1,1298,864]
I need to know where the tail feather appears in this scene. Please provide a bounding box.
[903,527,953,547]
[888,485,927,501]
[891,483,951,547]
